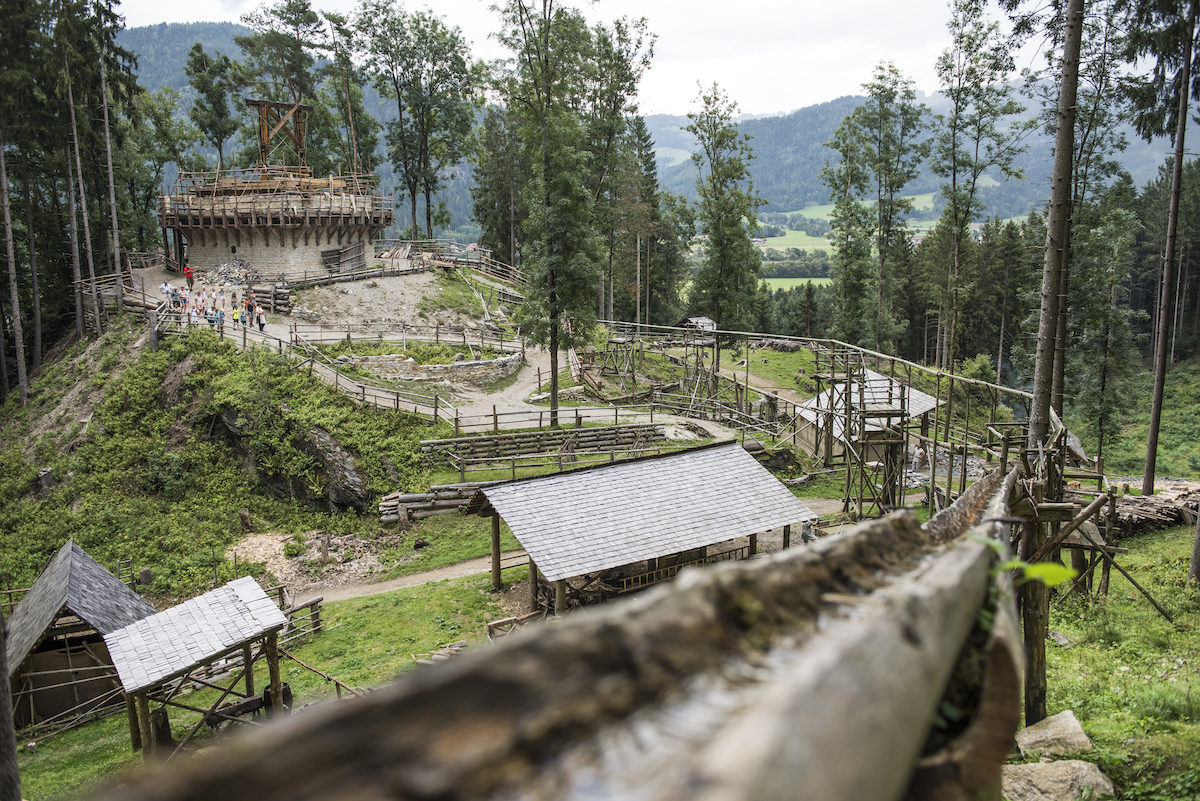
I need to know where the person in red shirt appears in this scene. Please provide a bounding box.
[184,264,194,290]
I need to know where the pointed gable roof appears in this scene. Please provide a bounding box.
[5,541,158,677]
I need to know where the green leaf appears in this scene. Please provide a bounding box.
[1021,563,1078,588]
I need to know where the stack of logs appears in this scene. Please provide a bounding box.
[378,481,498,524]
[247,285,295,314]
[1105,483,1200,539]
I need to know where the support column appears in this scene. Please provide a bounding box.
[749,532,758,557]
[136,693,153,761]
[491,514,502,591]
[243,643,255,698]
[782,524,791,549]
[125,693,141,751]
[528,560,539,613]
[555,580,566,616]
[265,631,283,713]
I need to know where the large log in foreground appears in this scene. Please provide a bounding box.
[97,473,1020,801]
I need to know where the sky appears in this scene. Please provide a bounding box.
[114,0,1038,117]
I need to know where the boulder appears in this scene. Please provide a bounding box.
[306,428,372,514]
[1001,761,1113,801]
[1016,710,1093,756]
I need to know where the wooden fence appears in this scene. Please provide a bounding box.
[615,544,750,592]
[291,321,522,355]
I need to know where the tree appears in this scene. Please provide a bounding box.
[822,100,877,347]
[1066,208,1145,461]
[494,0,602,424]
[857,62,927,352]
[471,105,529,267]
[686,83,764,337]
[185,44,239,168]
[1121,0,1199,494]
[932,0,1031,374]
[405,11,479,238]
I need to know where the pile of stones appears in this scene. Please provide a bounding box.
[203,258,251,286]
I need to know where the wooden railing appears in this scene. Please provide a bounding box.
[616,545,750,592]
[291,321,522,354]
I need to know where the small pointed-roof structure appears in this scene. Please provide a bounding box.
[6,541,157,678]
[6,540,157,729]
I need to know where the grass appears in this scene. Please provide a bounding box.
[758,231,833,249]
[417,272,485,319]
[719,345,819,397]
[1075,359,1200,480]
[762,277,834,290]
[1039,523,1200,797]
[375,513,521,579]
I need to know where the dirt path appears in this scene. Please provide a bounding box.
[295,550,528,605]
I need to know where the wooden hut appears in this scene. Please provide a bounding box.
[5,541,157,730]
[466,442,818,613]
[105,576,289,759]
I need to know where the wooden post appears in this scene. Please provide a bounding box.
[555,580,566,615]
[528,559,539,613]
[1101,493,1115,596]
[137,693,154,760]
[243,644,255,698]
[491,514,502,591]
[1022,515,1049,725]
[124,693,141,751]
[265,631,283,713]
[782,524,791,549]
[749,532,758,556]
[493,405,499,432]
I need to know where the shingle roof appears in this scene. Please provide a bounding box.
[104,577,287,694]
[797,368,942,443]
[5,541,158,678]
[466,442,818,582]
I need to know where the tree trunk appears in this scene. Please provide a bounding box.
[21,156,42,369]
[99,55,123,313]
[1030,0,1084,449]
[66,149,84,340]
[0,123,29,405]
[1143,3,1194,496]
[1188,505,1200,585]
[1051,241,1072,417]
[67,63,101,330]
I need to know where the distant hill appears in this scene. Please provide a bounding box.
[118,22,250,98]
[649,88,1194,219]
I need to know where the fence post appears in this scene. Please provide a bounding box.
[455,411,460,437]
[434,395,439,423]
[493,405,499,432]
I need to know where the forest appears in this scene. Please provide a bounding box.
[0,0,1198,469]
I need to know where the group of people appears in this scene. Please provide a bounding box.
[159,280,268,333]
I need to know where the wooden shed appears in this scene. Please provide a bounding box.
[5,541,157,731]
[466,442,818,613]
[105,576,289,759]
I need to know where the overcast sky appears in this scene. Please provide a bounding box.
[115,0,1037,117]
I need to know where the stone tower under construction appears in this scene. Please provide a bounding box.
[158,100,393,275]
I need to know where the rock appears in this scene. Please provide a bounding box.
[1016,710,1093,756]
[1001,761,1113,801]
[306,428,372,514]
[1049,631,1072,648]
[336,354,352,364]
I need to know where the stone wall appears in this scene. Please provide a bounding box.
[186,229,372,274]
[346,350,524,387]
